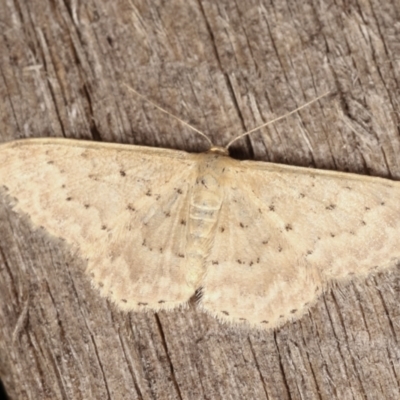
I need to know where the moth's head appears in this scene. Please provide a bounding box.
[207,146,230,157]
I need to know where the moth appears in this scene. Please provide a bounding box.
[1,92,399,330]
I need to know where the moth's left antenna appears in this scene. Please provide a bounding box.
[124,84,213,147]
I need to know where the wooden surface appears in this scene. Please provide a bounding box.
[1,0,400,399]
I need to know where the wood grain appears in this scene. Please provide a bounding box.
[1,0,400,399]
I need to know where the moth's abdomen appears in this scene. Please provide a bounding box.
[185,156,225,286]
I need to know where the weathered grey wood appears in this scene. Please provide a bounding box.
[1,0,400,399]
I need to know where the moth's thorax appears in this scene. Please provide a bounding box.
[191,153,228,207]
[185,152,228,286]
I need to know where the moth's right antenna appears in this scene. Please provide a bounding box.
[225,91,331,150]
[124,84,213,147]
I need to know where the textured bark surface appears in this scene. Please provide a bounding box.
[1,0,400,399]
